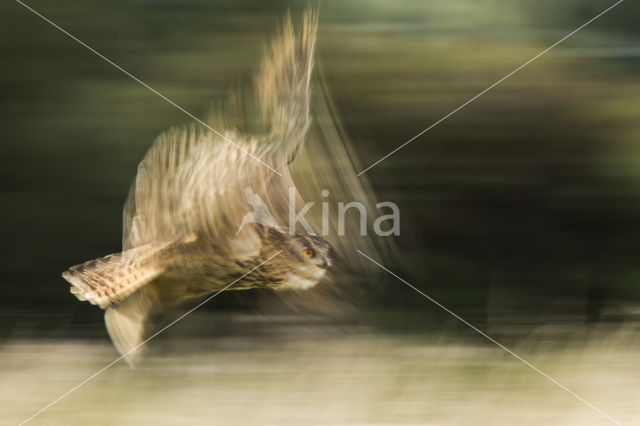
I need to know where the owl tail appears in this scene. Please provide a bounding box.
[62,243,167,309]
[62,236,198,366]
[62,246,164,367]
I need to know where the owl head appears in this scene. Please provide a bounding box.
[256,224,331,290]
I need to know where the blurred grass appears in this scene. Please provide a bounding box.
[2,315,639,425]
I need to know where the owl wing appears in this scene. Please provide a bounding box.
[123,8,319,250]
[290,73,397,274]
[122,123,204,249]
[122,124,273,252]
[205,8,318,168]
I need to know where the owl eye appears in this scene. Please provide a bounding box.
[302,248,315,258]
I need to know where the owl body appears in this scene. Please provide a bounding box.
[62,6,388,366]
[126,133,330,296]
[130,226,328,313]
[62,9,331,365]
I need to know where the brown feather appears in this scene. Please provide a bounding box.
[63,241,171,309]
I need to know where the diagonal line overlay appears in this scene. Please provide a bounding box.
[357,250,621,425]
[357,0,624,175]
[14,0,283,176]
[19,251,282,425]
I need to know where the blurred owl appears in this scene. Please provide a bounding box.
[62,7,389,366]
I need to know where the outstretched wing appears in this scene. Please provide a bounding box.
[123,8,319,250]
[257,8,317,163]
[122,125,273,251]
[238,72,399,315]
[205,8,318,167]
[122,6,392,261]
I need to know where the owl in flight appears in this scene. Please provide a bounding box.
[63,7,385,366]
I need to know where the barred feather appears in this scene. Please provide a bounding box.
[63,242,168,309]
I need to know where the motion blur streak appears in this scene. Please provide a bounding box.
[2,315,637,424]
[356,0,624,175]
[13,0,283,175]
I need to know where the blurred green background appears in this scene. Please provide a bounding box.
[3,1,640,425]
[2,0,640,333]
